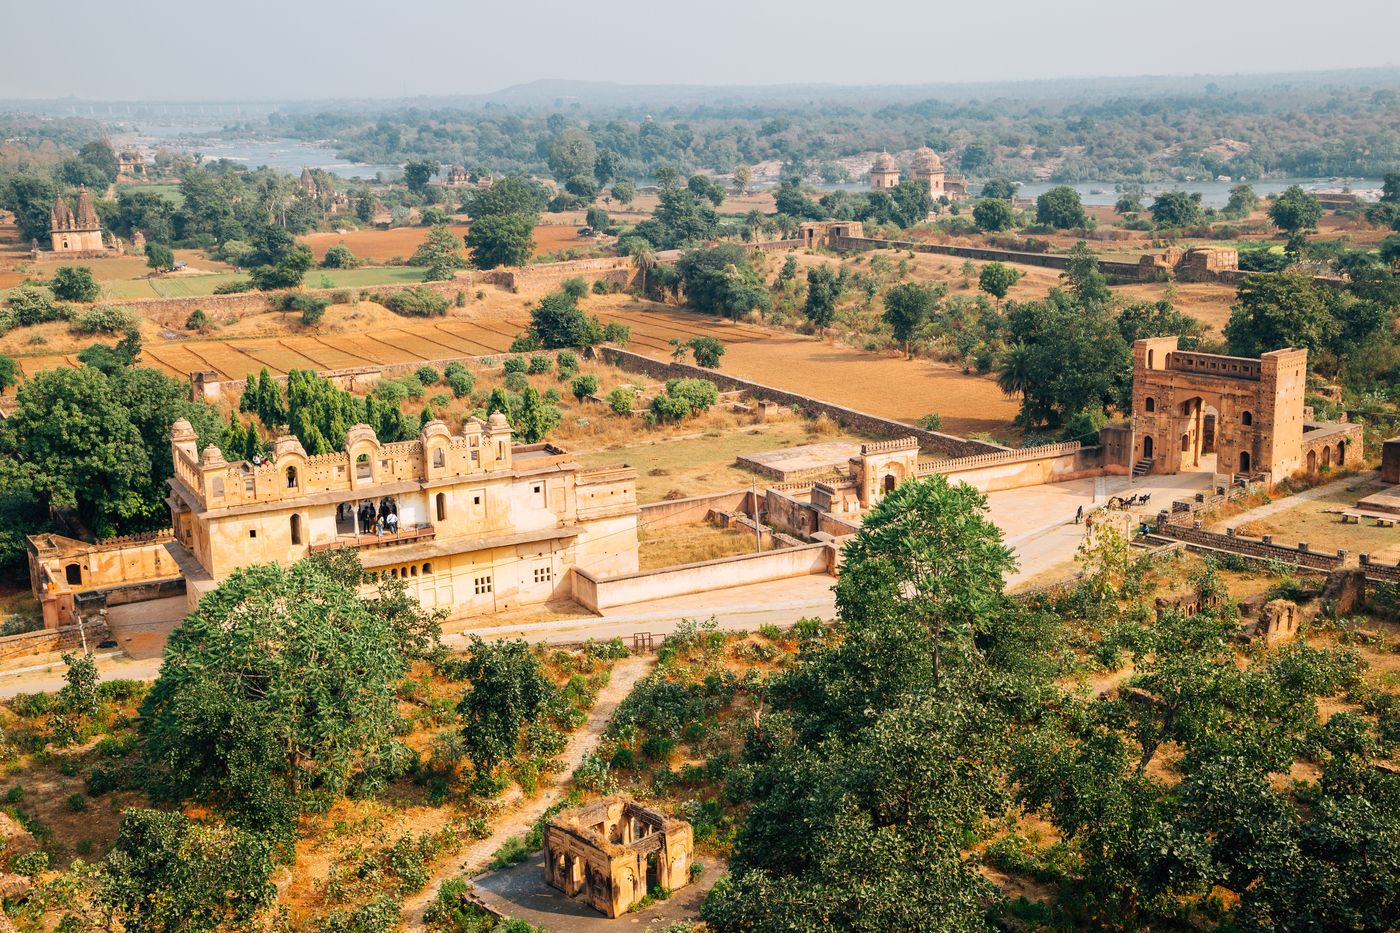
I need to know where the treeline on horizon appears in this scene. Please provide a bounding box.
[249,76,1400,184]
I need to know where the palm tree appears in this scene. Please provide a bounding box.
[995,343,1035,398]
[631,244,656,298]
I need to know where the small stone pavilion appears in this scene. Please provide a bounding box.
[542,797,693,917]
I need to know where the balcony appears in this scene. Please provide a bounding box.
[308,523,436,554]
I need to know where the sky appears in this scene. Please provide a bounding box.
[4,0,1398,101]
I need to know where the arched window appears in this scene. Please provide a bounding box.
[436,492,447,522]
[422,562,432,575]
[65,563,82,586]
[290,513,302,545]
[1144,397,1155,413]
[432,448,445,468]
[286,466,299,489]
[1241,411,1253,426]
[410,565,418,577]
[1147,349,1155,369]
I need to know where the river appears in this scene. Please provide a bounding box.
[109,123,402,180]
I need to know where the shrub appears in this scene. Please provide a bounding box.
[416,365,441,386]
[320,243,360,269]
[212,278,254,294]
[571,374,599,401]
[66,792,88,812]
[5,284,64,328]
[185,308,210,331]
[380,287,449,317]
[606,387,636,415]
[71,305,139,335]
[97,679,145,703]
[50,266,101,302]
[918,413,943,431]
[528,354,553,375]
[503,356,527,374]
[13,851,48,878]
[504,372,530,392]
[561,277,589,300]
[447,371,474,398]
[556,350,579,371]
[602,322,631,346]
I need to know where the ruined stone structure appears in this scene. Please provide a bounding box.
[28,415,639,627]
[47,186,112,257]
[443,165,468,187]
[798,220,865,249]
[117,150,147,178]
[297,166,319,198]
[542,797,693,918]
[869,151,899,190]
[1131,337,1359,481]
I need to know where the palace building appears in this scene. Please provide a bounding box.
[28,414,640,628]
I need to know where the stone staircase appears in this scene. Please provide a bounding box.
[1132,457,1154,478]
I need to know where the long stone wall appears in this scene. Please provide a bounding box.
[1152,522,1345,571]
[638,490,753,530]
[598,347,1001,458]
[0,619,113,663]
[830,235,1147,279]
[571,542,832,611]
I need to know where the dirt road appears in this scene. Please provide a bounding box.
[399,654,655,929]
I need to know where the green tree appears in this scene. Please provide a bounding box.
[732,165,753,195]
[1224,183,1258,218]
[466,175,549,220]
[687,174,726,207]
[1224,271,1342,357]
[546,128,597,182]
[402,159,440,196]
[465,214,535,269]
[973,197,1015,232]
[978,261,1021,302]
[1036,185,1089,229]
[94,809,275,933]
[803,265,843,332]
[630,242,656,296]
[50,266,101,302]
[411,224,466,281]
[999,292,1129,426]
[676,244,770,318]
[584,206,609,231]
[688,335,725,368]
[320,243,360,269]
[610,179,636,206]
[606,387,635,415]
[565,173,599,201]
[1269,185,1323,235]
[144,242,175,274]
[140,553,410,836]
[570,373,598,401]
[882,281,940,358]
[1062,241,1111,305]
[1149,190,1204,227]
[980,177,1018,200]
[634,187,718,249]
[514,385,561,443]
[526,290,603,349]
[458,637,557,776]
[0,354,17,394]
[0,174,58,242]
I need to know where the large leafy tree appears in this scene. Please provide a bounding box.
[465,213,535,269]
[525,290,603,349]
[676,244,770,318]
[1149,190,1204,227]
[410,223,466,281]
[0,174,58,242]
[973,197,1015,232]
[634,187,718,249]
[803,265,843,332]
[458,637,558,776]
[1269,184,1323,235]
[1036,185,1088,229]
[140,552,410,837]
[882,281,941,357]
[1224,271,1343,358]
[998,290,1129,426]
[546,128,597,182]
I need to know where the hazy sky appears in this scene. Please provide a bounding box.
[4,0,1398,100]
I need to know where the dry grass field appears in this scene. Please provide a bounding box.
[301,222,593,263]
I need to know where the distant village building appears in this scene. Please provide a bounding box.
[116,149,147,178]
[869,151,900,190]
[443,165,468,188]
[297,166,319,198]
[27,414,640,629]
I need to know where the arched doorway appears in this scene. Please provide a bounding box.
[1338,440,1347,465]
[1322,446,1333,468]
[290,513,302,545]
[64,563,82,586]
[1143,436,1154,459]
[883,474,896,494]
[1307,449,1317,473]
[1180,433,1190,452]
[1239,451,1251,474]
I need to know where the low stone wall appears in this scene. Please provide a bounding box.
[1359,554,1400,583]
[1152,521,1345,571]
[572,542,831,611]
[830,235,1147,279]
[107,277,473,321]
[0,619,113,663]
[638,490,753,530]
[599,347,1000,458]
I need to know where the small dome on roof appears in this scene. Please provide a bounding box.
[488,411,510,429]
[912,147,943,172]
[872,151,898,173]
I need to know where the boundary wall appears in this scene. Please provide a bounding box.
[1152,521,1345,571]
[598,347,1001,459]
[572,542,832,611]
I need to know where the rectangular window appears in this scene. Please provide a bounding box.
[473,494,482,506]
[244,478,254,495]
[474,575,493,595]
[248,528,257,538]
[470,450,479,463]
[533,566,552,584]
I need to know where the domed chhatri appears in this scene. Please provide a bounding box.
[912,146,943,173]
[869,151,900,190]
[910,146,947,199]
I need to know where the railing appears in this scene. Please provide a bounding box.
[859,437,920,454]
[307,523,435,553]
[917,441,1081,476]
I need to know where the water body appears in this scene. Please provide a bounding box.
[112,123,401,180]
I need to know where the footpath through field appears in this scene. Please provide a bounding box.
[397,654,655,929]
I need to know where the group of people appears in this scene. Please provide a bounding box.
[338,498,400,537]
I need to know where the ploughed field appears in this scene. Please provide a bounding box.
[301,222,592,262]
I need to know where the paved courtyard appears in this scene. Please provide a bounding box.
[471,851,721,931]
